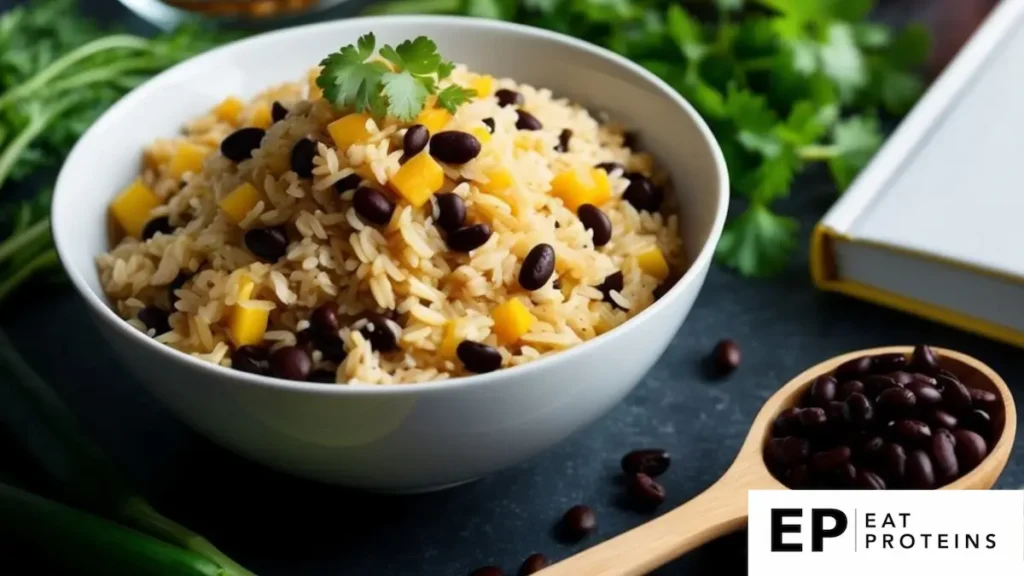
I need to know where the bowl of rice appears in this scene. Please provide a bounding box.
[52,16,728,491]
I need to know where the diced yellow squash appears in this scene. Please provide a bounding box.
[249,101,272,129]
[478,168,513,194]
[308,68,322,99]
[471,126,492,145]
[559,277,576,300]
[470,75,495,98]
[168,142,209,178]
[440,320,460,358]
[389,152,444,208]
[213,97,244,124]
[415,107,451,134]
[491,299,535,345]
[550,167,611,211]
[228,300,270,346]
[327,113,371,151]
[219,182,261,224]
[637,246,669,280]
[110,179,161,238]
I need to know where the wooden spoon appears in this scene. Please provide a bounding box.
[537,346,1016,576]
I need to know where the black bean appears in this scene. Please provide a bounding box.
[457,341,502,374]
[519,244,556,291]
[623,174,656,212]
[826,401,849,427]
[621,449,671,477]
[863,374,898,397]
[220,127,265,162]
[808,375,837,407]
[359,313,400,353]
[890,371,915,385]
[446,223,493,252]
[838,380,864,401]
[433,193,466,233]
[167,273,191,309]
[952,429,988,470]
[317,335,347,364]
[771,437,809,466]
[269,346,311,381]
[893,420,932,447]
[652,277,675,301]
[799,407,827,428]
[577,204,612,247]
[858,436,885,462]
[244,226,289,262]
[594,162,625,174]
[877,387,916,418]
[308,369,336,384]
[290,138,317,178]
[470,567,503,576]
[271,101,288,123]
[855,469,887,490]
[515,110,543,131]
[930,428,959,483]
[912,373,938,387]
[430,131,481,164]
[878,443,907,484]
[518,553,548,576]
[773,408,802,437]
[555,128,572,153]
[482,118,495,133]
[906,380,942,405]
[968,387,999,408]
[333,173,362,194]
[962,409,992,439]
[231,345,268,375]
[905,450,935,489]
[926,408,958,430]
[597,271,627,311]
[787,465,810,488]
[810,446,850,471]
[832,462,858,487]
[294,330,317,354]
[403,124,430,158]
[495,88,523,107]
[871,352,908,373]
[137,306,170,335]
[622,131,638,149]
[560,505,595,540]
[712,339,742,374]
[940,377,972,413]
[938,369,959,381]
[909,344,940,374]
[141,217,175,241]
[353,187,395,226]
[835,356,872,381]
[309,303,340,339]
[629,472,666,508]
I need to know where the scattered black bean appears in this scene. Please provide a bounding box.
[711,339,741,374]
[231,345,268,375]
[596,271,626,311]
[890,371,915,385]
[594,162,625,174]
[863,374,898,397]
[962,409,992,439]
[359,313,400,353]
[629,473,666,508]
[969,387,999,408]
[555,129,572,153]
[519,244,556,291]
[871,352,909,373]
[773,408,802,437]
[623,174,657,212]
[482,118,495,133]
[799,407,827,428]
[953,429,988,469]
[577,204,612,247]
[141,217,174,241]
[310,303,340,339]
[457,341,502,374]
[838,380,865,400]
[433,193,466,232]
[294,330,317,354]
[878,442,907,485]
[622,131,638,149]
[893,420,932,447]
[834,356,872,381]
[809,375,837,407]
[334,173,362,194]
[787,465,810,488]
[927,409,959,430]
[446,223,493,252]
[940,376,972,413]
[876,387,916,417]
[317,335,348,364]
[845,393,874,424]
[403,124,430,158]
[515,110,542,131]
[167,273,191,309]
[307,370,337,384]
[910,344,940,374]
[560,505,595,540]
[768,437,809,467]
[137,306,170,335]
[269,346,312,381]
[220,127,265,162]
[430,131,482,164]
[905,450,935,489]
[855,469,887,489]
[244,226,289,262]
[906,380,942,405]
[518,553,548,576]
[621,449,671,477]
[290,138,317,178]
[495,89,523,107]
[810,446,850,471]
[930,428,959,482]
[271,101,288,123]
[470,567,503,576]
[353,187,395,226]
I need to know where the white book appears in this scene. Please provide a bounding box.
[812,0,1024,347]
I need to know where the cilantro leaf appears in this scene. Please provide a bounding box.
[393,36,443,75]
[716,203,799,277]
[666,4,706,61]
[382,71,429,120]
[436,84,476,113]
[826,116,882,190]
[818,23,866,101]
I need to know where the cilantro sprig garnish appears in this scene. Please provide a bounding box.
[317,33,476,122]
[367,0,931,277]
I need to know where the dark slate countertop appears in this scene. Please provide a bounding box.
[0,1,1018,575]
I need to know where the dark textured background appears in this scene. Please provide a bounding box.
[0,1,1017,575]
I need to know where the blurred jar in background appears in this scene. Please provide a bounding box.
[117,0,370,30]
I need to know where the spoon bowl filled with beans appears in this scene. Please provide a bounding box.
[537,346,1016,576]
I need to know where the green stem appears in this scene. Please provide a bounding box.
[0,34,150,112]
[0,96,82,191]
[798,144,838,161]
[0,248,58,303]
[363,0,461,14]
[0,216,49,265]
[46,55,162,96]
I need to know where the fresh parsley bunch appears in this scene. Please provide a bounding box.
[317,33,476,121]
[368,0,930,277]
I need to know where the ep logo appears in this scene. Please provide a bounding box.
[771,508,848,552]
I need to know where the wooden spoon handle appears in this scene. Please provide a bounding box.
[537,480,748,576]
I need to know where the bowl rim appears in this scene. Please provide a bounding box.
[52,14,730,396]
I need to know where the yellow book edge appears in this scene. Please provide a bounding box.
[810,224,1024,348]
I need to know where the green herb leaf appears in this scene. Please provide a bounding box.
[826,116,883,190]
[716,202,799,277]
[436,84,477,113]
[381,71,429,120]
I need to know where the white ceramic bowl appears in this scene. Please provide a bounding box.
[52,16,729,491]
